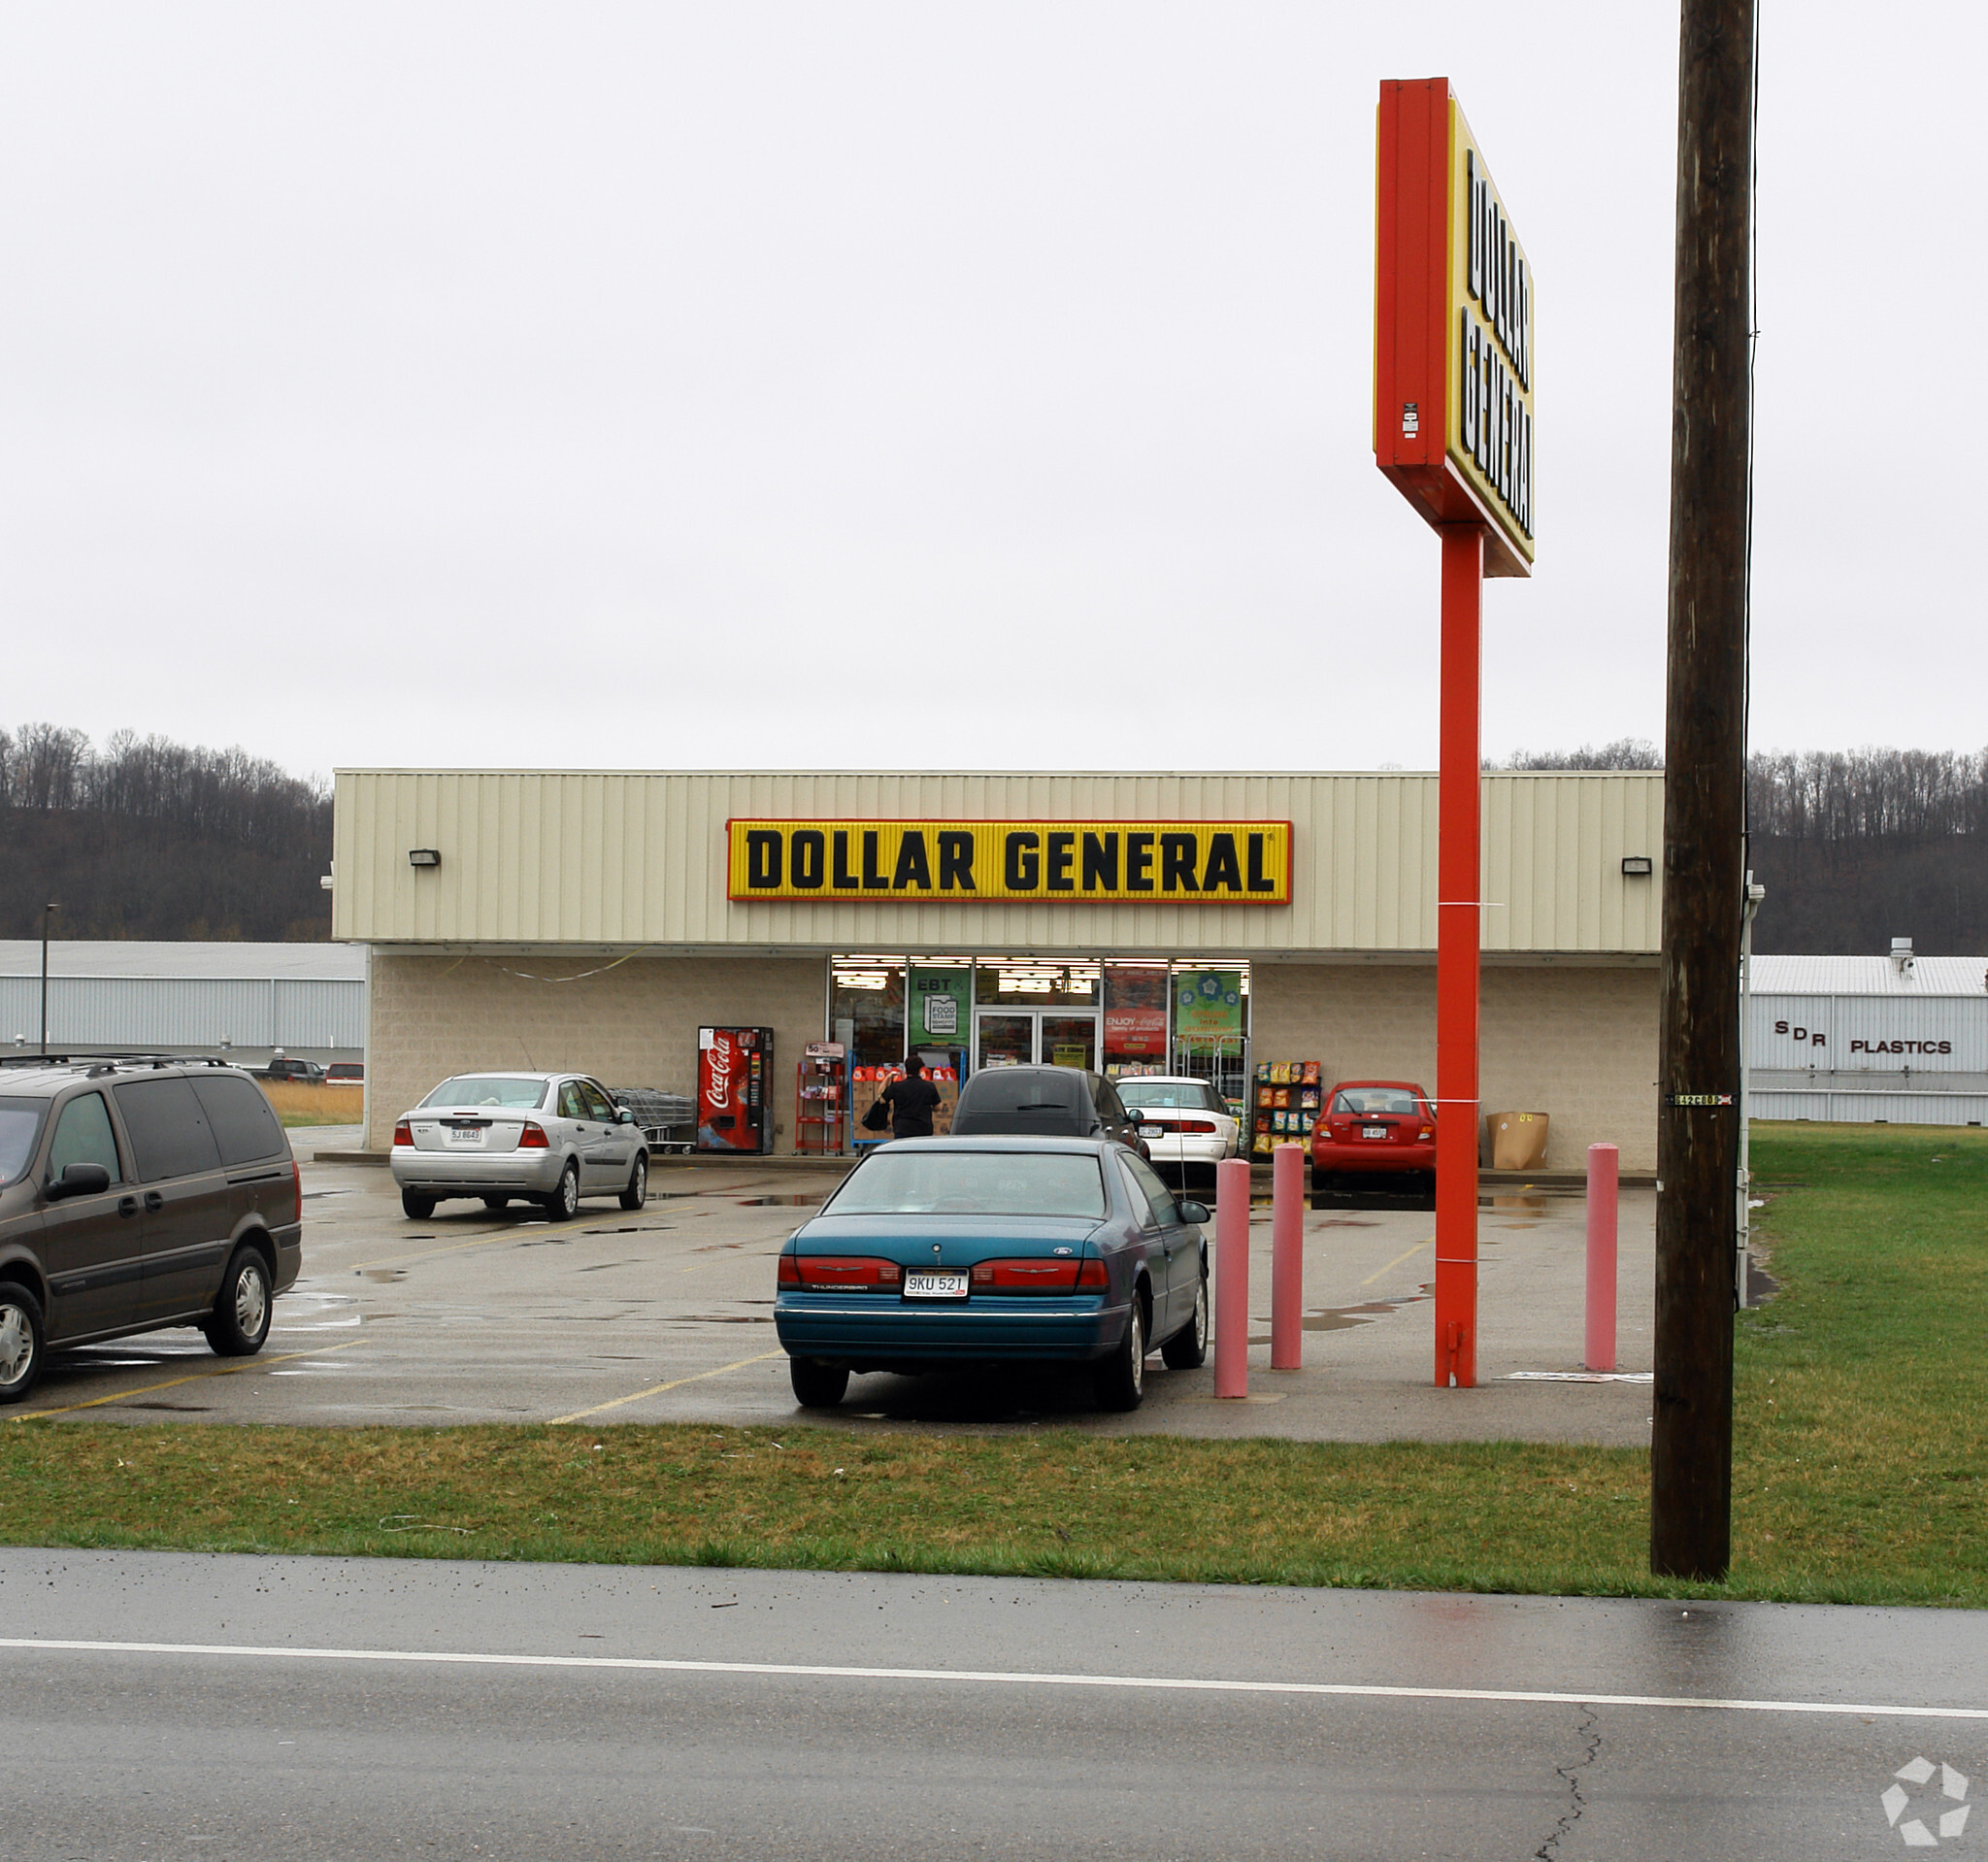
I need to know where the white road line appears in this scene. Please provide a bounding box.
[1,1638,1981,1720]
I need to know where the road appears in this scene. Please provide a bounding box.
[16,1127,1658,1446]
[0,1547,1980,1859]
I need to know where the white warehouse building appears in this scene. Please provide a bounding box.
[1747,943,1988,1126]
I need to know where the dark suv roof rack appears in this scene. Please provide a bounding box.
[0,1052,241,1074]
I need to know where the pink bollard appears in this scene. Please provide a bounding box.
[1584,1143,1619,1372]
[1270,1144,1304,1369]
[1213,1155,1251,1398]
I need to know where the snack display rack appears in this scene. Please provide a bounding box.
[795,1043,848,1155]
[1251,1060,1322,1155]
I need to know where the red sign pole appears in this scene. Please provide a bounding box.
[1435,523,1483,1386]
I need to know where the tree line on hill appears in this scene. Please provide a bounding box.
[4,721,1982,953]
[0,723,332,942]
[1489,740,1988,954]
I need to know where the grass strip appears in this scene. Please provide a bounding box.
[0,1124,1980,1605]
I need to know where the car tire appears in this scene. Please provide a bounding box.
[204,1247,273,1357]
[618,1152,647,1211]
[1092,1291,1146,1412]
[543,1162,580,1220]
[789,1356,849,1409]
[0,1283,47,1405]
[481,1195,511,1211]
[1161,1265,1209,1371]
[402,1189,437,1220]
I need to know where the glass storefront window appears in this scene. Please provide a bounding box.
[830,958,906,1067]
[1103,961,1171,1076]
[974,960,1100,1009]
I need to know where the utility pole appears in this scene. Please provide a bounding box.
[39,902,59,1056]
[1651,0,1754,1580]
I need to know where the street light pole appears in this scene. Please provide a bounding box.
[40,901,59,1055]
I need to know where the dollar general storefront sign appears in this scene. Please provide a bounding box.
[727,820,1292,904]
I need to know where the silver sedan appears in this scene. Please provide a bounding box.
[389,1072,648,1220]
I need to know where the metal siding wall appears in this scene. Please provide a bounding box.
[0,977,363,1048]
[1752,1090,1988,1126]
[333,770,1664,955]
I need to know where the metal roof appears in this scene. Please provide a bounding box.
[0,941,364,981]
[1749,955,1988,996]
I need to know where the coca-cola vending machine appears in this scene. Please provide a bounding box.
[697,1026,774,1152]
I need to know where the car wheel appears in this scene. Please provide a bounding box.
[618,1151,647,1211]
[1092,1290,1146,1412]
[789,1356,849,1409]
[203,1247,273,1357]
[0,1284,47,1405]
[401,1189,437,1220]
[481,1195,511,1211]
[543,1162,580,1219]
[1161,1266,1209,1370]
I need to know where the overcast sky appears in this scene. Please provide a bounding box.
[2,4,1978,781]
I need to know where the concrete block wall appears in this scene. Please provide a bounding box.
[365,951,824,1152]
[1248,960,1659,1172]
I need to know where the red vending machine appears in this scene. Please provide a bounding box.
[697,1026,774,1152]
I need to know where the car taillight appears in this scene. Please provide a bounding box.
[971,1258,1081,1290]
[1076,1256,1109,1289]
[291,1156,302,1223]
[1418,1127,1433,1140]
[392,1118,413,1147]
[788,1255,901,1288]
[517,1122,549,1148]
[1175,1119,1217,1135]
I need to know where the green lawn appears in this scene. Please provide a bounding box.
[1,1124,1981,1604]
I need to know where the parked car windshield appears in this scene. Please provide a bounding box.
[1117,1081,1225,1114]
[0,1098,50,1186]
[420,1076,550,1111]
[830,1149,1107,1218]
[1332,1087,1422,1115]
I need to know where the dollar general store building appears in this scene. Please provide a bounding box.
[332,769,1664,1168]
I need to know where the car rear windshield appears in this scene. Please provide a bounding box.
[0,1098,48,1186]
[1118,1081,1223,1114]
[1332,1087,1422,1116]
[420,1077,549,1111]
[829,1150,1107,1219]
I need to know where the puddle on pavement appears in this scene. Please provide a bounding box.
[302,1188,350,1200]
[1248,1286,1435,1343]
[576,1260,640,1273]
[114,1401,212,1413]
[361,1268,408,1283]
[737,1195,823,1208]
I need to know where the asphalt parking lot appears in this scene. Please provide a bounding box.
[16,1127,1657,1444]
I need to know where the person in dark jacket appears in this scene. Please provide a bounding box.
[878,1053,942,1139]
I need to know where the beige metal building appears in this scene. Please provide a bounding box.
[333,769,1665,1167]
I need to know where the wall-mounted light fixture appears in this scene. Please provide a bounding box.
[409,848,442,869]
[1621,856,1653,877]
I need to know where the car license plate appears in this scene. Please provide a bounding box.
[903,1271,969,1300]
[448,1125,485,1146]
[1140,1124,1166,1140]
[1362,1125,1388,1140]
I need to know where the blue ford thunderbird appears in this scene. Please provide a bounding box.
[775,1135,1209,1412]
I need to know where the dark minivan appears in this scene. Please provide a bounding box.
[948,1065,1150,1157]
[0,1057,303,1402]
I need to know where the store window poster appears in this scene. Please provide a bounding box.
[911,968,971,1045]
[1175,969,1242,1038]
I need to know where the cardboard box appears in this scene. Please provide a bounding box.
[1485,1111,1549,1172]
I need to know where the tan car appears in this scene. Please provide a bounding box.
[0,1056,303,1402]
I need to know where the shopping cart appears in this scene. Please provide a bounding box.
[608,1086,696,1154]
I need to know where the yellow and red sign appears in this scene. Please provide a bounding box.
[727,819,1291,904]
[1374,80,1535,577]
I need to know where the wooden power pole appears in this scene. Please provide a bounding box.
[1651,0,1755,1579]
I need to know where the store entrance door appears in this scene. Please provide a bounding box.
[973,1011,1099,1072]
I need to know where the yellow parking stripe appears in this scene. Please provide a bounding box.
[1360,1236,1434,1287]
[13,1340,364,1421]
[548,1351,782,1426]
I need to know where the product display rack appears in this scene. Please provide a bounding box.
[796,1048,848,1155]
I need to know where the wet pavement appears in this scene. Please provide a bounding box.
[17,1126,1656,1444]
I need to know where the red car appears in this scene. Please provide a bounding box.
[1311,1080,1436,1207]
